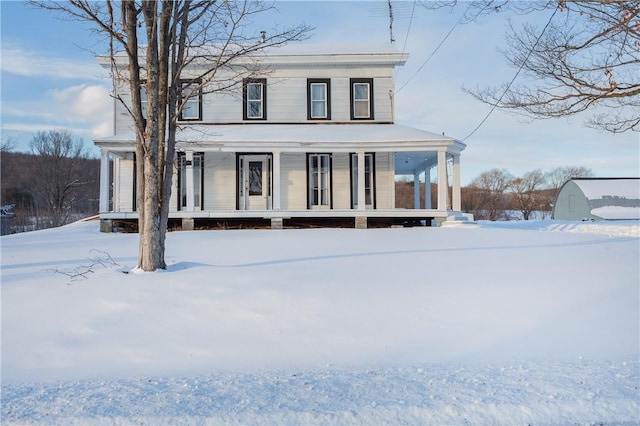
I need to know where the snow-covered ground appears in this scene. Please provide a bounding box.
[1,219,639,425]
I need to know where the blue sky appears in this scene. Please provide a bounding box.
[1,0,638,185]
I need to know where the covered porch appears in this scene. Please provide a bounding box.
[95,124,466,230]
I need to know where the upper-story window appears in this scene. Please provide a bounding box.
[243,78,267,120]
[350,78,374,120]
[179,82,202,121]
[307,79,331,120]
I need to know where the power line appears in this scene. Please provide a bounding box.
[395,2,471,94]
[395,0,417,80]
[461,6,559,142]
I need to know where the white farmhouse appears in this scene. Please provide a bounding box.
[95,44,466,231]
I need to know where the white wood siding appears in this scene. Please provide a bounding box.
[280,153,307,210]
[204,152,237,211]
[113,67,397,130]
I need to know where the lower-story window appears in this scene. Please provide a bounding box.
[351,153,375,209]
[308,153,331,208]
[178,152,204,210]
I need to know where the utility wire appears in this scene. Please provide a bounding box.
[396,2,471,94]
[461,6,559,142]
[395,0,417,80]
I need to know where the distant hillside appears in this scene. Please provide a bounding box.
[1,151,99,234]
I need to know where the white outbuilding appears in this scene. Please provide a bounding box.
[552,178,640,221]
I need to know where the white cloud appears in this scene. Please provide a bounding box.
[1,82,113,154]
[0,46,108,81]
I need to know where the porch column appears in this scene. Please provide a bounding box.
[272,151,281,210]
[437,149,447,210]
[424,167,432,209]
[99,149,110,213]
[357,151,366,211]
[413,172,420,209]
[451,153,461,211]
[185,151,195,211]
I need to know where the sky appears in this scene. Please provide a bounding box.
[1,0,638,185]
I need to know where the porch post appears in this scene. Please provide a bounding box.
[185,151,194,211]
[357,151,366,211]
[424,167,432,209]
[451,153,461,211]
[99,149,110,213]
[413,172,420,209]
[437,149,447,210]
[272,151,281,210]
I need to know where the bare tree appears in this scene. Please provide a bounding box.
[509,169,547,220]
[545,166,595,192]
[467,168,513,220]
[1,137,17,153]
[32,1,311,271]
[29,130,90,228]
[421,1,640,133]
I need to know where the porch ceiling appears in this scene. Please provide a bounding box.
[394,151,438,175]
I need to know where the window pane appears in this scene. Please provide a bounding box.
[182,100,198,119]
[179,155,187,208]
[249,161,262,195]
[248,101,262,118]
[311,101,325,118]
[354,101,369,118]
[248,84,262,100]
[354,83,369,100]
[193,154,202,208]
[311,84,326,101]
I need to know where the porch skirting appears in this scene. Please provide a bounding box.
[99,208,459,232]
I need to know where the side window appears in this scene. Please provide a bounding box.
[350,78,374,120]
[307,79,331,120]
[179,82,202,121]
[243,78,267,120]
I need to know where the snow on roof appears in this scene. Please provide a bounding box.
[572,178,640,200]
[261,43,401,56]
[95,124,462,148]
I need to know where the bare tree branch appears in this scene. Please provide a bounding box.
[422,1,640,133]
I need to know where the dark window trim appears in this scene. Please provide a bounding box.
[178,80,203,122]
[349,152,377,209]
[243,78,267,121]
[350,78,374,120]
[306,153,333,209]
[307,78,331,120]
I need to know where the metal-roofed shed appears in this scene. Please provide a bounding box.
[552,178,640,221]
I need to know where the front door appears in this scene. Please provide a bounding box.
[239,154,272,210]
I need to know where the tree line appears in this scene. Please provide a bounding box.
[396,166,594,221]
[1,130,99,234]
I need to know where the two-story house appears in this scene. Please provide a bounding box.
[95,43,466,231]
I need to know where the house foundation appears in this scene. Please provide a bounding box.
[355,216,368,229]
[182,218,194,231]
[100,219,113,233]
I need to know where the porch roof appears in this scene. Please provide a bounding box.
[94,123,466,154]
